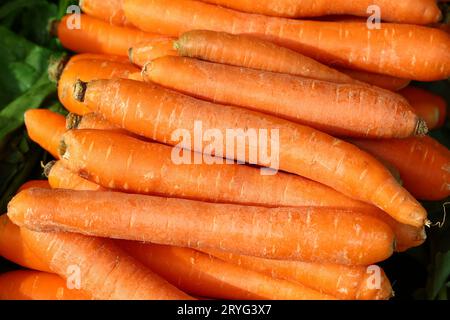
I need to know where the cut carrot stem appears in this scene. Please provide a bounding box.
[350,136,450,201]
[56,14,161,56]
[129,38,177,67]
[123,0,450,80]
[143,56,424,138]
[338,69,411,91]
[400,87,448,130]
[80,0,131,27]
[17,228,193,300]
[203,249,393,300]
[198,0,442,24]
[0,270,90,300]
[9,188,396,265]
[73,78,428,227]
[45,161,107,191]
[24,109,66,159]
[120,242,335,300]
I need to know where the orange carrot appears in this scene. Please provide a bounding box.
[143,56,424,138]
[204,250,393,300]
[73,78,428,227]
[17,228,193,300]
[400,87,448,130]
[0,270,90,300]
[80,0,131,26]
[198,0,442,24]
[68,53,131,64]
[17,180,50,193]
[45,161,106,191]
[24,109,66,159]
[128,71,143,81]
[123,0,450,81]
[129,38,177,67]
[66,113,126,133]
[351,136,450,201]
[58,57,139,115]
[59,129,424,251]
[120,242,335,300]
[9,188,395,265]
[338,69,411,91]
[56,14,160,56]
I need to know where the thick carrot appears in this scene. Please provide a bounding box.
[129,38,177,67]
[17,228,193,300]
[74,78,428,227]
[80,0,131,26]
[400,87,448,130]
[351,136,450,201]
[0,270,90,300]
[143,56,424,138]
[45,161,106,191]
[17,180,50,193]
[338,69,411,91]
[204,250,393,300]
[123,0,450,81]
[58,57,139,115]
[66,113,126,133]
[198,0,441,24]
[9,188,395,265]
[24,109,66,159]
[120,242,335,300]
[59,129,424,251]
[56,14,160,56]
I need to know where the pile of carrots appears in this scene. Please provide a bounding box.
[1,0,449,300]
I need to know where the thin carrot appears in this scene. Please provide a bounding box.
[351,136,450,201]
[45,161,107,191]
[55,14,160,56]
[143,56,425,138]
[198,0,442,24]
[0,270,90,300]
[17,228,193,300]
[120,242,335,300]
[400,87,448,130]
[73,78,428,227]
[59,129,424,251]
[123,0,450,81]
[17,180,50,193]
[203,250,393,300]
[9,188,395,265]
[129,38,177,67]
[58,57,139,115]
[24,109,66,159]
[338,69,411,91]
[80,0,131,26]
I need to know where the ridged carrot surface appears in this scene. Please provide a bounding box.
[338,69,411,91]
[45,161,106,191]
[129,38,178,66]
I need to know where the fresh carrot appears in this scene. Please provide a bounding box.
[59,129,424,251]
[80,0,131,26]
[400,87,448,130]
[24,109,66,159]
[58,57,139,115]
[17,180,50,193]
[73,78,428,227]
[66,113,126,133]
[0,215,51,273]
[143,56,424,138]
[351,136,450,201]
[204,250,393,300]
[0,270,90,300]
[128,72,143,81]
[45,161,107,192]
[120,242,335,300]
[55,14,160,56]
[68,53,131,64]
[123,0,450,81]
[198,0,442,24]
[338,69,411,91]
[17,228,193,300]
[9,188,395,265]
[129,38,177,67]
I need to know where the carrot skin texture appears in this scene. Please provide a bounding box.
[143,56,421,138]
[9,188,395,265]
[129,38,178,66]
[66,113,127,133]
[338,69,411,91]
[123,0,450,81]
[77,78,427,227]
[120,242,335,300]
[47,161,107,191]
[198,0,441,24]
[17,180,50,193]
[204,250,393,300]
[80,0,131,26]
[0,270,90,300]
[68,53,131,64]
[351,136,450,201]
[24,109,66,159]
[16,228,193,300]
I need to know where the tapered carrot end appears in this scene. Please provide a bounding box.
[66,113,82,130]
[73,80,87,102]
[415,119,428,136]
[43,161,56,178]
[7,191,28,227]
[48,54,69,83]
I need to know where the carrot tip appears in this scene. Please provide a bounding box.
[66,113,82,130]
[43,161,56,178]
[415,119,428,136]
[73,80,87,102]
[48,54,69,83]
